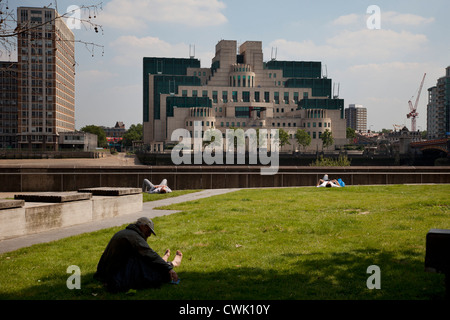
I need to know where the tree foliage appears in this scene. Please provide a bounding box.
[81,125,106,147]
[278,129,291,148]
[295,129,311,152]
[321,129,334,150]
[122,123,143,147]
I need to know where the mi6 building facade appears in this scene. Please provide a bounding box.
[143,40,346,153]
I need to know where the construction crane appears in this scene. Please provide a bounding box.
[407,73,426,132]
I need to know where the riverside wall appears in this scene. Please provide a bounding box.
[0,165,449,192]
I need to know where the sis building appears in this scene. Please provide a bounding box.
[143,40,346,153]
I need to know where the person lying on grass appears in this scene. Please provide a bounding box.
[94,217,183,292]
[316,174,342,188]
[142,178,172,194]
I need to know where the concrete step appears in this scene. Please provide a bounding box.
[14,192,92,203]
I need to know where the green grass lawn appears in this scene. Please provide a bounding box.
[142,190,200,202]
[0,185,449,300]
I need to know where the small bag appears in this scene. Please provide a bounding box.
[337,178,345,187]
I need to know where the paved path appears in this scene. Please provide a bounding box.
[0,188,240,255]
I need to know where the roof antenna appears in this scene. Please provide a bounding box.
[271,47,277,61]
[189,44,195,59]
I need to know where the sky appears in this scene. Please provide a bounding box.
[5,0,450,132]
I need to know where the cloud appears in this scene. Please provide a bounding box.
[332,11,435,28]
[98,0,227,30]
[382,11,435,26]
[109,36,214,67]
[332,14,362,26]
[109,36,189,66]
[268,29,428,63]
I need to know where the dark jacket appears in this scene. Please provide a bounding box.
[94,223,173,291]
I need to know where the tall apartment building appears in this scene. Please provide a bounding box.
[345,104,367,133]
[0,61,19,149]
[427,66,450,140]
[143,40,346,153]
[16,7,75,150]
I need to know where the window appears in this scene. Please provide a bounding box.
[254,91,260,102]
[264,92,270,102]
[242,91,250,102]
[274,92,279,104]
[212,91,218,103]
[284,92,289,104]
[192,90,198,97]
[222,91,228,102]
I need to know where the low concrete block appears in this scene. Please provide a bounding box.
[78,187,141,196]
[0,199,25,210]
[14,192,92,203]
[23,201,93,235]
[0,207,26,240]
[0,190,143,241]
[91,193,143,221]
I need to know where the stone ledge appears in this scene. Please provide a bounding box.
[0,191,143,241]
[78,187,142,196]
[0,199,25,210]
[14,192,92,203]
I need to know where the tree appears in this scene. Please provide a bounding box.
[321,129,334,150]
[0,2,104,60]
[278,128,291,148]
[123,124,143,147]
[295,129,311,152]
[81,125,106,148]
[346,127,356,140]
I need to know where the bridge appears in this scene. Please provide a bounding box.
[410,138,449,155]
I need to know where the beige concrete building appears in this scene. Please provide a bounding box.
[345,104,367,133]
[143,40,346,153]
[17,7,75,150]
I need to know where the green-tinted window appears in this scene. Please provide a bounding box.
[242,91,250,102]
[222,91,228,102]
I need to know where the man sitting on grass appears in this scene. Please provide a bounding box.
[94,217,183,292]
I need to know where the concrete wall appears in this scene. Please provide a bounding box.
[0,165,449,192]
[0,193,143,240]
